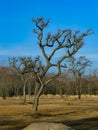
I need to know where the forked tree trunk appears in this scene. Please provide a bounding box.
[33,93,40,112]
[33,81,44,113]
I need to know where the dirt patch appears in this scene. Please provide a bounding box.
[23,122,74,130]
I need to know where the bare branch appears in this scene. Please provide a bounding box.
[32,18,50,64]
[44,73,60,86]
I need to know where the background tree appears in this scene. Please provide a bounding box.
[9,57,34,103]
[32,17,93,112]
[87,69,98,95]
[0,67,9,99]
[68,56,92,99]
[54,72,71,99]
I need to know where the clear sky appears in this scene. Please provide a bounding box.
[0,0,98,70]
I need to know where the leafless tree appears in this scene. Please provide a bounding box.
[68,56,92,99]
[32,17,93,112]
[9,57,34,103]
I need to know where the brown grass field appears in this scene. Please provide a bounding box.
[0,95,98,130]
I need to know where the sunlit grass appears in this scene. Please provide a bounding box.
[0,95,98,129]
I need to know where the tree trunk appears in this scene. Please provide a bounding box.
[33,82,44,113]
[28,84,31,101]
[2,88,7,99]
[23,82,26,104]
[33,93,40,112]
[34,81,40,96]
[77,76,82,100]
[76,85,81,100]
[77,89,81,100]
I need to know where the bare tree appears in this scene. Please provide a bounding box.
[9,57,34,103]
[68,56,92,99]
[32,17,93,112]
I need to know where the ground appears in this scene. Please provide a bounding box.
[0,95,98,130]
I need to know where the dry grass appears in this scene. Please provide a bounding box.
[0,95,98,130]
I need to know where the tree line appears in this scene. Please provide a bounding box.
[0,64,98,99]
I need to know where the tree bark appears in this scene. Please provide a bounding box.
[76,84,81,100]
[23,82,26,104]
[2,88,7,99]
[77,76,82,100]
[33,93,40,112]
[33,82,44,113]
[77,88,81,100]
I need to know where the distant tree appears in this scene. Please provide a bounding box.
[87,69,98,95]
[0,66,15,99]
[68,56,92,99]
[31,17,93,112]
[9,57,34,103]
[54,72,71,99]
[0,67,9,99]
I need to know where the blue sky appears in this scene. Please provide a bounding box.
[0,0,98,70]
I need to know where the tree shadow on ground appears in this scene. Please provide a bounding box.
[0,116,98,130]
[60,117,98,130]
[0,117,29,130]
[31,111,77,118]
